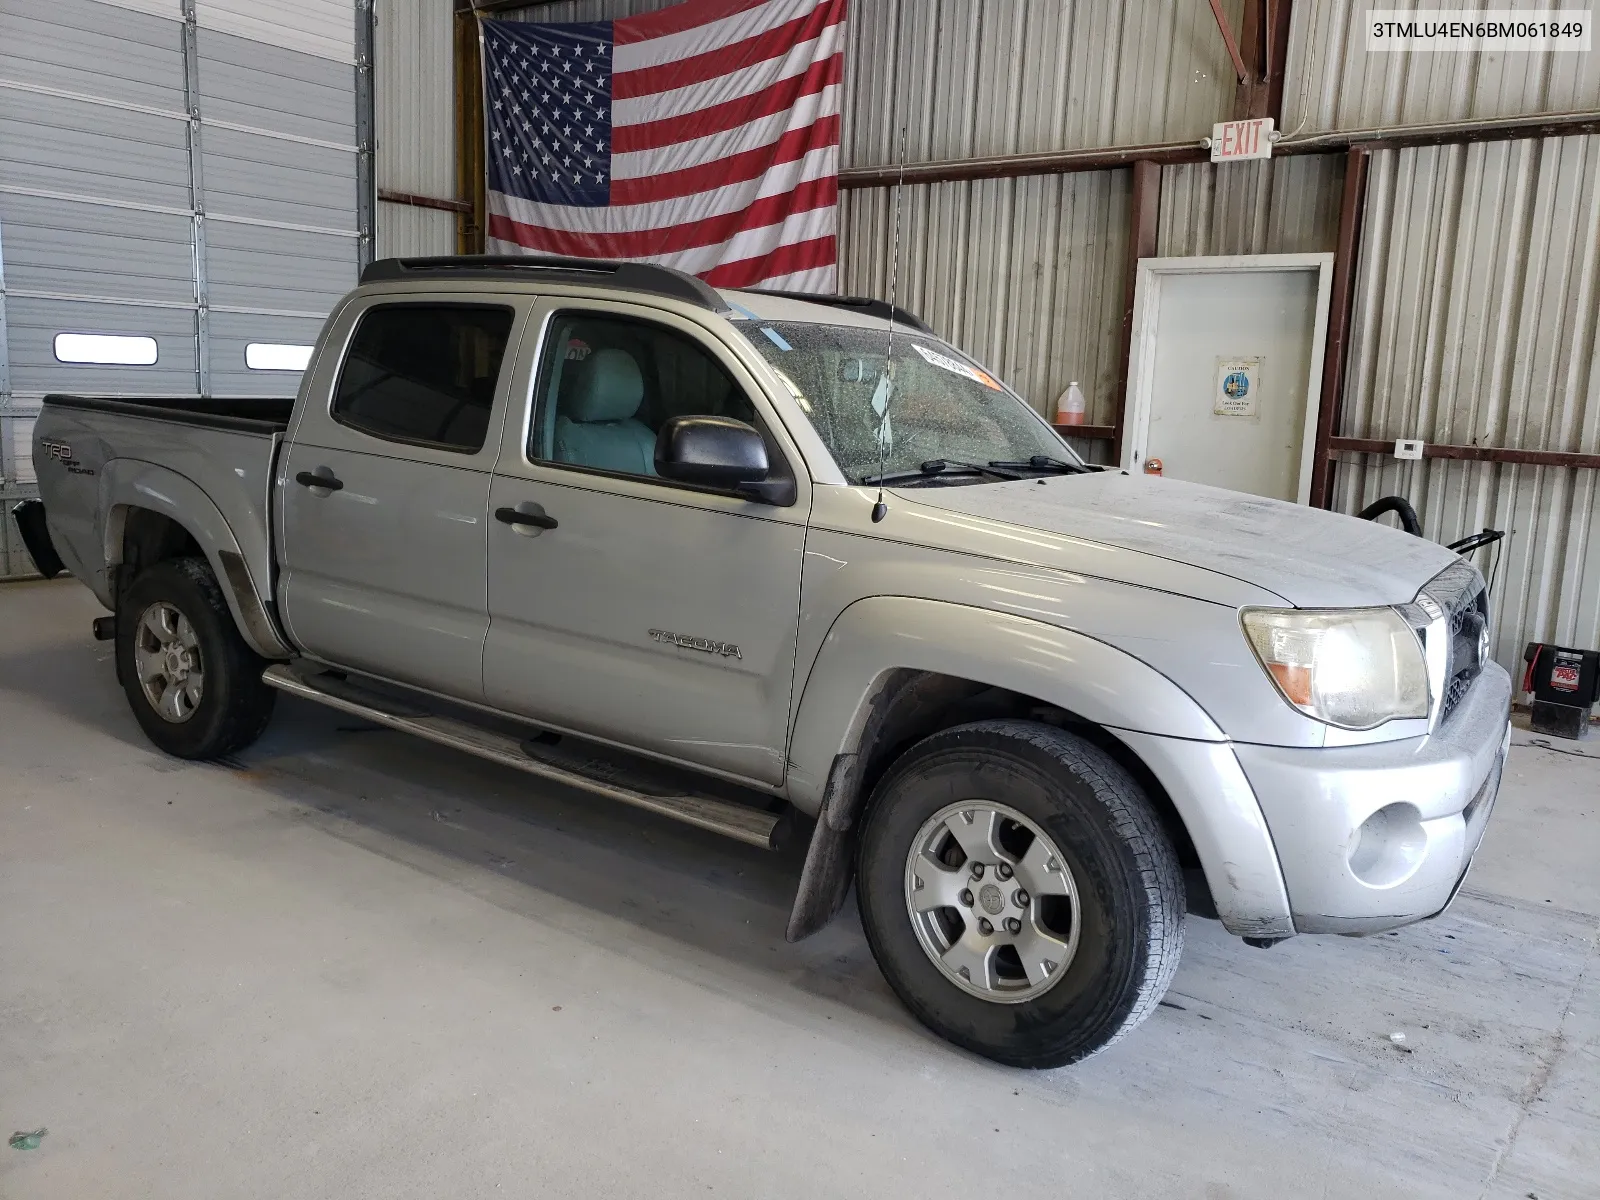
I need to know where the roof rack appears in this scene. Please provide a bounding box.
[360,255,730,314]
[740,289,933,334]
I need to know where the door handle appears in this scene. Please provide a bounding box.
[295,470,344,492]
[495,505,558,531]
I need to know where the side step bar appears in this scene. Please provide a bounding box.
[261,665,781,850]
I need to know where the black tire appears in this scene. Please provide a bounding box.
[856,720,1184,1068]
[116,556,276,759]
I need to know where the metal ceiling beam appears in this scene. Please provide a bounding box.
[1112,161,1162,468]
[1206,0,1249,83]
[379,189,473,215]
[838,110,1600,189]
[1232,0,1294,121]
[1329,439,1600,471]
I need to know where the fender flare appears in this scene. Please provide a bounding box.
[782,597,1293,942]
[99,459,292,659]
[786,596,1226,814]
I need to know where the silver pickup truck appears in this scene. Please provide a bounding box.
[18,255,1511,1068]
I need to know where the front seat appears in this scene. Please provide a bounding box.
[552,348,656,475]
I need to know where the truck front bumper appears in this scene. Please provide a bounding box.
[1233,662,1512,935]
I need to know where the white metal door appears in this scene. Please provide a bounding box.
[1123,254,1333,504]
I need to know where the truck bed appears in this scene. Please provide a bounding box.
[32,393,289,628]
[43,394,295,434]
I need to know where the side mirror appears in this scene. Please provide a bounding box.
[655,415,769,488]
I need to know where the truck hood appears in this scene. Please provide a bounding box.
[895,471,1460,607]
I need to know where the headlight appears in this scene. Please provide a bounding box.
[1241,608,1430,729]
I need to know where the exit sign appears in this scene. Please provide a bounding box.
[1211,117,1275,163]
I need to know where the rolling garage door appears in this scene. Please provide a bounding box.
[0,0,372,577]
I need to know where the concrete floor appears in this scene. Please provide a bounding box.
[2,578,1596,1200]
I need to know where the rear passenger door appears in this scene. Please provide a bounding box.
[277,296,527,700]
[483,300,810,786]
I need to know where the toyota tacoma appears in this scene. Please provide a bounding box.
[16,255,1511,1068]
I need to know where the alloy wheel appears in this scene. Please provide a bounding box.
[133,601,205,724]
[903,800,1081,1003]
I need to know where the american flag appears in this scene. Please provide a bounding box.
[482,0,846,292]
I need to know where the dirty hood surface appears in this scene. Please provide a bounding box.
[898,470,1461,608]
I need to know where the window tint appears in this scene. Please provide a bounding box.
[333,304,514,452]
[529,313,757,479]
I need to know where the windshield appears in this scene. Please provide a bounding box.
[736,320,1082,485]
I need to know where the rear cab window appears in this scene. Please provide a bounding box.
[333,304,515,453]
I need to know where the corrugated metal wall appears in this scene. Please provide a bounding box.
[839,171,1129,437]
[1158,154,1345,257]
[467,6,1600,199]
[374,0,457,257]
[843,0,1243,167]
[831,155,1346,437]
[509,0,1246,166]
[1333,135,1600,668]
[375,203,455,260]
[1282,0,1600,135]
[503,0,1250,432]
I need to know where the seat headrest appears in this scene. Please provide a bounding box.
[566,348,644,423]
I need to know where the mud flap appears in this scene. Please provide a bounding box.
[10,499,66,579]
[785,752,863,942]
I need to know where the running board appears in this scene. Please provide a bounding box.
[261,665,781,850]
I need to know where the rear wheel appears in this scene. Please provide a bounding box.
[116,557,276,759]
[856,720,1184,1068]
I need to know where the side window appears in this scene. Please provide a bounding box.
[529,313,757,478]
[333,304,515,453]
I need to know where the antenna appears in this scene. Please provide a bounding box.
[870,121,909,524]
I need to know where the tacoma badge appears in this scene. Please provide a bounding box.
[648,628,742,660]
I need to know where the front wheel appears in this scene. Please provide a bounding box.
[116,557,276,759]
[856,720,1184,1068]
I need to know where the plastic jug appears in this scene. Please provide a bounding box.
[1055,381,1086,426]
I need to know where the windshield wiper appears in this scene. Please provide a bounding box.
[988,455,1092,474]
[861,459,1023,487]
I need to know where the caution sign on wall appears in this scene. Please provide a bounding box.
[1213,357,1263,419]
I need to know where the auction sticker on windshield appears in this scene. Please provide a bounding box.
[913,343,1002,390]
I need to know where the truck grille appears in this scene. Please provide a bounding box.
[1421,559,1489,726]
